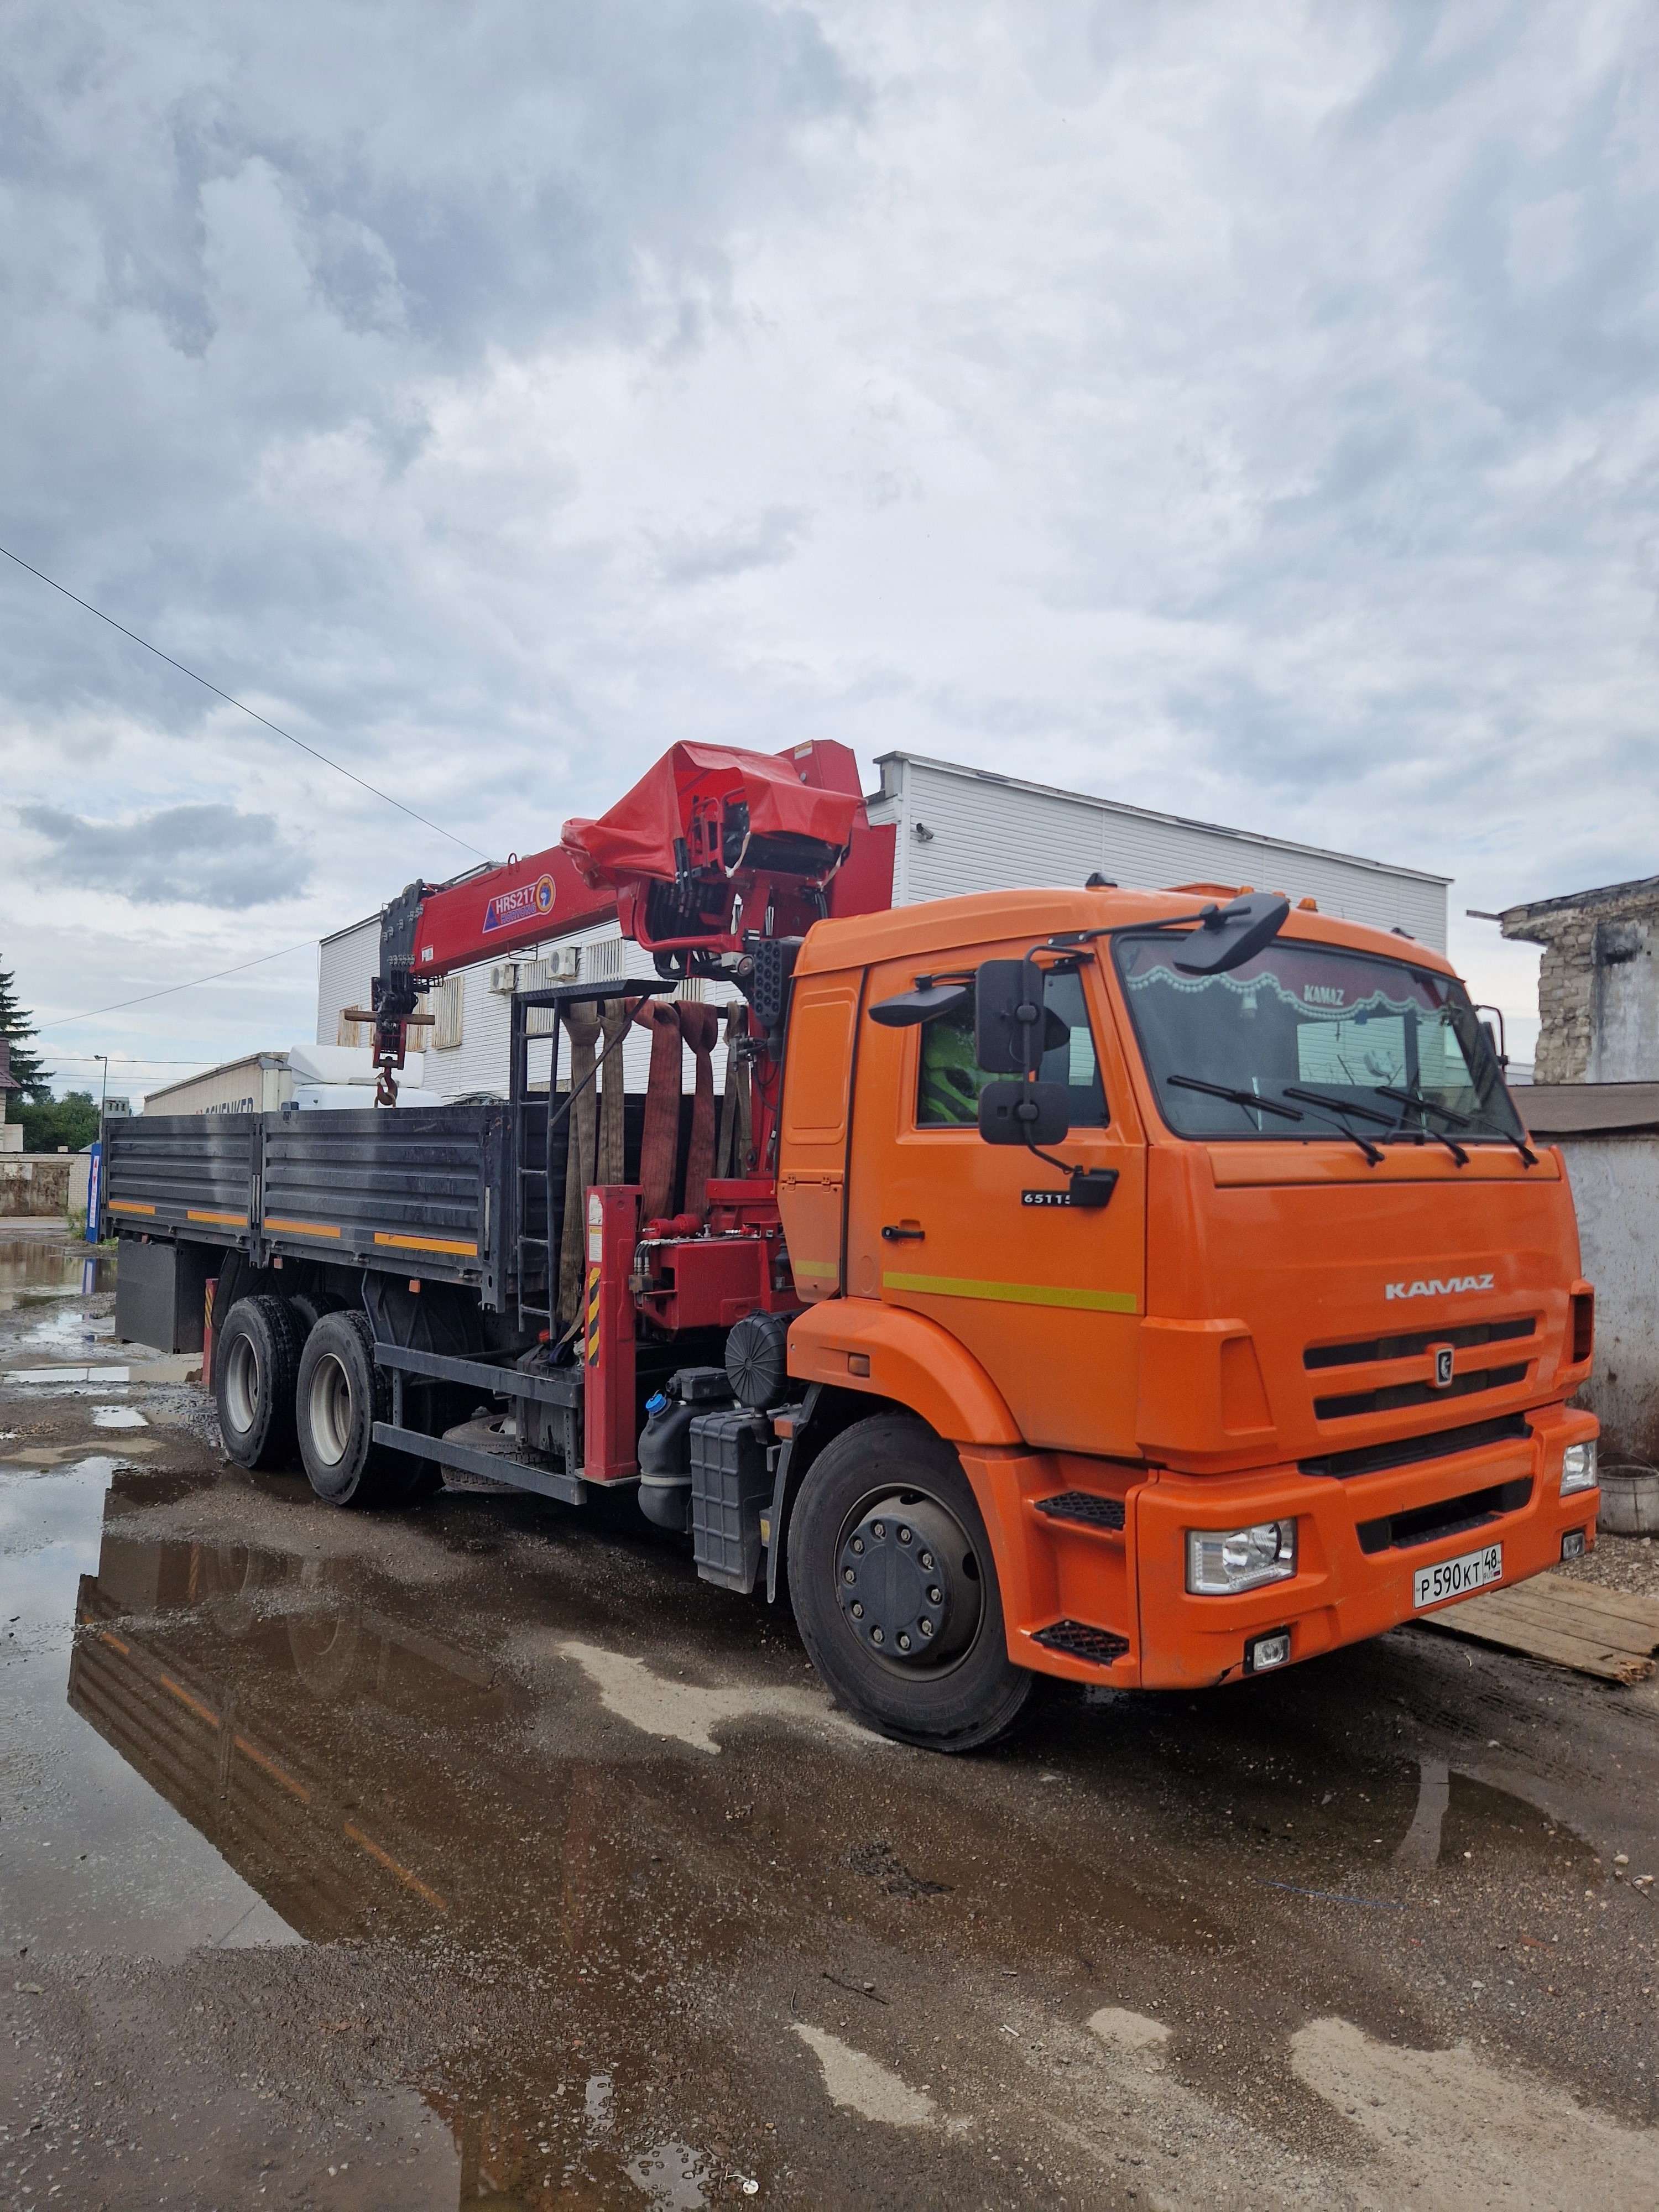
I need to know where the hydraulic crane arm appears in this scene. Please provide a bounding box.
[364,738,895,1090]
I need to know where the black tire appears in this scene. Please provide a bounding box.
[787,1413,1033,1752]
[215,1295,302,1470]
[295,1311,422,1507]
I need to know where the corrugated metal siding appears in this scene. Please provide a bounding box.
[869,756,1448,950]
[142,1057,291,1117]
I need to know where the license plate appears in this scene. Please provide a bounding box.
[1413,1541,1503,1611]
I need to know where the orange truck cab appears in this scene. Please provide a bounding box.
[771,884,1598,1743]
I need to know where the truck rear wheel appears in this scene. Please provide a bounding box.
[295,1311,420,1507]
[216,1296,302,1471]
[787,1413,1032,1752]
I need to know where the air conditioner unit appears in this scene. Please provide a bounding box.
[548,945,580,980]
[488,962,519,995]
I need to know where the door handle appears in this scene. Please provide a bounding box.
[881,1224,925,1242]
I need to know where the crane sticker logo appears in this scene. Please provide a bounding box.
[1384,1274,1495,1300]
[482,874,557,934]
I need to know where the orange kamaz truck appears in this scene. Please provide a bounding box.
[106,740,1599,1749]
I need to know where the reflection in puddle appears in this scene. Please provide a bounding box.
[0,1233,112,1311]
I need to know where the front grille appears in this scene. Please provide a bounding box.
[1301,1412,1530,1483]
[1032,1619,1130,1666]
[1033,1491,1126,1531]
[1356,1476,1533,1555]
[1305,1316,1535,1371]
[1313,1361,1529,1422]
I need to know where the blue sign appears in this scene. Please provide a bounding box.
[86,1141,101,1242]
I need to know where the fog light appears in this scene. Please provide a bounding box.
[1246,1629,1292,1673]
[1561,1528,1587,1562]
[1186,1519,1297,1595]
[1561,1440,1598,1496]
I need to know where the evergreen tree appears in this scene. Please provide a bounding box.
[0,962,53,1113]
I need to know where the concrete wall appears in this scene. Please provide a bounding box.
[1559,1133,1659,1465]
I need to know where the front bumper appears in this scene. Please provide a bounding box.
[1129,1400,1600,1690]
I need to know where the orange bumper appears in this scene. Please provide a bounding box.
[961,1401,1600,1692]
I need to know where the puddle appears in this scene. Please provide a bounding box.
[4,1365,131,1387]
[92,1405,147,1430]
[1,1456,299,1962]
[0,1232,111,1311]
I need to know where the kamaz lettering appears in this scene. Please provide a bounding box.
[1384,1274,1496,1301]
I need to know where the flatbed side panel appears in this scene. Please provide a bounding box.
[104,1113,256,1239]
[262,1105,495,1281]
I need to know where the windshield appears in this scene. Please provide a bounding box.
[1113,935,1525,1145]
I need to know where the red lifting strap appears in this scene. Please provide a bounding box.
[633,998,721,1228]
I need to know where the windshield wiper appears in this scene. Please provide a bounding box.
[1278,1086,1388,1166]
[1288,1081,1468,1167]
[1165,1073,1303,1123]
[1377,1083,1537,1168]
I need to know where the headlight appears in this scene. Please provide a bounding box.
[1186,1520,1297,1595]
[1561,1440,1598,1496]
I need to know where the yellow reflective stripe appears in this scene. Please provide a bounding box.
[106,1199,155,1216]
[883,1271,1138,1314]
[585,1262,602,1365]
[187,1208,247,1227]
[263,1215,342,1240]
[373,1231,478,1257]
[793,1257,839,1277]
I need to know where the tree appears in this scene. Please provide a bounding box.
[0,962,52,1115]
[18,1092,100,1154]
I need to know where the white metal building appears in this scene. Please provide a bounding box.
[866,753,1448,948]
[315,750,1449,1104]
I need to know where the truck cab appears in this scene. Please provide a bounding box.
[775,886,1598,1736]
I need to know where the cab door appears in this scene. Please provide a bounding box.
[845,953,1146,1455]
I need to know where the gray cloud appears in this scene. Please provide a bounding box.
[0,1,1655,1077]
[657,506,812,583]
[17,802,311,908]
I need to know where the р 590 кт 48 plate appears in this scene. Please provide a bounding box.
[1413,1541,1503,1612]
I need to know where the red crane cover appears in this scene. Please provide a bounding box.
[562,743,863,884]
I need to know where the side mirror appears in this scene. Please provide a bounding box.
[978,1080,1071,1147]
[1171,891,1290,976]
[975,959,1048,1073]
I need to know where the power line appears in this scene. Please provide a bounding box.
[35,941,318,1031]
[42,1055,218,1067]
[0,542,491,863]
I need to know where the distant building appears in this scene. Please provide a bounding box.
[1500,875,1659,1084]
[315,749,1450,1103]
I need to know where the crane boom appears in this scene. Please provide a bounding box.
[363,738,895,1094]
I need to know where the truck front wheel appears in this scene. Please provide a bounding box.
[215,1295,302,1470]
[787,1414,1032,1752]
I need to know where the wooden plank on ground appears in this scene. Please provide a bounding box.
[1412,1571,1659,1684]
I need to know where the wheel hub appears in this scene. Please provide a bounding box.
[836,1493,980,1666]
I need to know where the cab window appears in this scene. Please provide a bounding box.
[916,969,1109,1128]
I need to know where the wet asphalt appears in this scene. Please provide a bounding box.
[1,1224,1657,2210]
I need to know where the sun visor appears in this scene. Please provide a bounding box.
[562,743,863,883]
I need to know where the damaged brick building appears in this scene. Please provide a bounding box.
[1501,875,1659,1466]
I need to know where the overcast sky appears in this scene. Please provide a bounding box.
[4,0,1657,1095]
